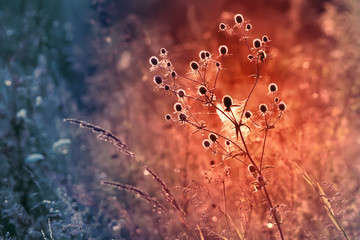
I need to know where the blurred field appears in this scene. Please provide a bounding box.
[0,0,359,239]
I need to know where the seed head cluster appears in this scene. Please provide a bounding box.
[148,16,287,234]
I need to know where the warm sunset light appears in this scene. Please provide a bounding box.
[1,0,359,239]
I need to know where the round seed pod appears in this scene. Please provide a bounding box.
[177,89,186,98]
[174,103,182,112]
[262,35,269,42]
[198,86,207,95]
[278,102,286,111]
[178,113,187,121]
[222,95,233,111]
[259,104,268,113]
[246,23,252,31]
[253,39,262,49]
[209,133,218,142]
[268,83,278,92]
[248,164,256,173]
[219,23,226,31]
[153,75,163,85]
[218,45,228,55]
[202,139,211,148]
[190,61,199,70]
[244,111,252,119]
[234,13,244,24]
[149,56,159,66]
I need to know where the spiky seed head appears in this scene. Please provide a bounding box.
[253,39,262,48]
[262,35,269,42]
[199,50,206,60]
[198,86,207,95]
[244,111,252,119]
[190,61,199,70]
[165,114,171,120]
[258,50,266,60]
[225,140,231,146]
[246,23,252,31]
[278,101,286,111]
[268,83,278,92]
[174,103,182,112]
[274,97,279,102]
[149,56,159,66]
[179,113,187,121]
[209,133,217,142]
[234,14,244,24]
[259,104,268,113]
[164,85,170,91]
[205,51,211,58]
[153,75,163,85]
[247,54,253,60]
[215,61,221,68]
[218,45,228,55]
[222,95,233,111]
[171,71,177,78]
[248,164,256,173]
[202,139,211,148]
[160,48,167,55]
[177,89,186,98]
[219,23,226,30]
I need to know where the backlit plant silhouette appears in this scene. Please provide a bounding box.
[148,13,286,239]
[64,9,355,240]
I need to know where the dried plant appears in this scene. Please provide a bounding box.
[148,12,287,239]
[294,162,351,240]
[64,118,135,158]
[62,7,358,239]
[101,181,168,215]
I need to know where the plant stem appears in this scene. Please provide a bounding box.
[263,186,285,240]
